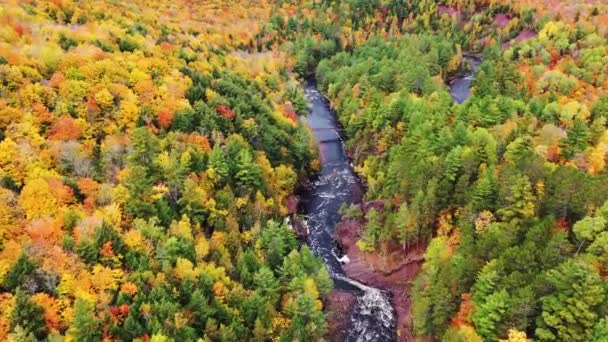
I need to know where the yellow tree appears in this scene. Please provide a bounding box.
[18,178,60,220]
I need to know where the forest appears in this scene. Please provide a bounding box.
[2,0,608,341]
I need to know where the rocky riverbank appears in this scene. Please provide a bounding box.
[334,202,426,341]
[325,290,358,341]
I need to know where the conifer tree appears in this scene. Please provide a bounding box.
[10,290,47,340]
[235,149,262,193]
[560,119,589,160]
[497,175,535,224]
[71,298,102,342]
[536,259,606,341]
[472,168,498,212]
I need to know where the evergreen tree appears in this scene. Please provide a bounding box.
[124,165,155,218]
[71,298,102,342]
[254,267,280,307]
[472,260,500,306]
[235,149,262,193]
[10,290,47,340]
[472,289,510,341]
[362,208,382,250]
[472,168,498,212]
[536,259,607,341]
[189,289,215,331]
[560,119,589,160]
[121,313,144,341]
[395,203,417,249]
[497,175,535,224]
[2,253,36,291]
[128,127,160,170]
[208,146,230,182]
[284,294,326,342]
[253,318,266,342]
[592,318,608,341]
[260,221,297,270]
[444,146,463,182]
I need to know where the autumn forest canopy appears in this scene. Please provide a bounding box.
[1,0,608,341]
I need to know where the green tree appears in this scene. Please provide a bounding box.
[472,167,498,212]
[395,203,417,249]
[260,220,297,270]
[254,267,280,307]
[362,208,382,250]
[124,165,155,218]
[128,127,160,169]
[283,294,326,342]
[497,175,535,224]
[3,253,36,291]
[444,146,463,182]
[472,260,500,306]
[560,119,589,160]
[10,290,47,340]
[208,146,230,182]
[536,259,607,341]
[253,318,266,342]
[472,289,510,341]
[572,208,608,257]
[71,298,102,342]
[234,149,262,194]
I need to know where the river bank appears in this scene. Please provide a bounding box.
[335,210,426,341]
[300,52,479,340]
[298,79,396,341]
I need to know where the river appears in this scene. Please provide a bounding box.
[300,79,395,341]
[300,57,479,341]
[449,56,481,104]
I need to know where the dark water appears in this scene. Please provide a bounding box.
[299,57,479,340]
[300,79,395,341]
[450,57,481,103]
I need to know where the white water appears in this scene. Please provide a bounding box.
[301,80,396,341]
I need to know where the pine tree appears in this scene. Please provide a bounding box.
[71,298,102,342]
[536,259,606,341]
[497,175,535,224]
[235,149,262,193]
[472,168,498,212]
[208,146,230,182]
[444,146,463,182]
[252,318,266,342]
[362,208,382,250]
[260,221,297,270]
[128,127,160,170]
[472,260,499,306]
[395,203,417,249]
[253,267,280,307]
[560,119,589,160]
[10,290,47,340]
[472,289,510,342]
[592,318,608,341]
[3,253,36,291]
[121,313,144,340]
[189,289,215,331]
[284,294,327,342]
[481,100,503,127]
[124,165,155,218]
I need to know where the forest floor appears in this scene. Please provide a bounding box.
[334,203,427,341]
